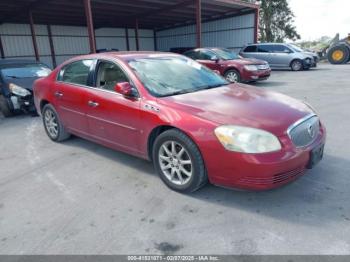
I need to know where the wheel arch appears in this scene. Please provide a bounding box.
[147,125,176,160]
[39,99,51,113]
[223,66,240,75]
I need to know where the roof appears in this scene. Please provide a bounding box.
[0,0,259,30]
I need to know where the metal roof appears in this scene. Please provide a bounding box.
[0,0,258,30]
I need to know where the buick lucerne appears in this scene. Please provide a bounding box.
[33,52,326,192]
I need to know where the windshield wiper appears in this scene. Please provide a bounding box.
[199,83,227,90]
[6,75,21,79]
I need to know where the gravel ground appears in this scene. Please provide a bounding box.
[0,63,349,255]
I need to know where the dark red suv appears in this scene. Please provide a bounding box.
[184,48,271,83]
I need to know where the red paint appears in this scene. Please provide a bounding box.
[33,52,326,190]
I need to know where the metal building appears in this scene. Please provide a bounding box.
[0,0,259,68]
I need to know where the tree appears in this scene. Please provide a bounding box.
[243,0,300,42]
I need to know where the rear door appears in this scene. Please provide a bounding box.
[85,59,142,154]
[54,59,93,134]
[270,44,293,68]
[256,45,274,65]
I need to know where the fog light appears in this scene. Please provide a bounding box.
[251,76,259,80]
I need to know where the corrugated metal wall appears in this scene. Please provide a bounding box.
[0,13,254,68]
[0,23,155,68]
[156,13,255,52]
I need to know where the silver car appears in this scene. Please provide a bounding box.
[240,43,315,71]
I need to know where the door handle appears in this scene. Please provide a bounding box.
[54,91,63,98]
[88,101,99,107]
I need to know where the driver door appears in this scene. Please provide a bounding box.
[85,59,142,154]
[195,50,221,71]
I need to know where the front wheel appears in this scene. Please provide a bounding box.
[290,59,303,71]
[224,69,241,83]
[152,129,207,193]
[42,104,70,142]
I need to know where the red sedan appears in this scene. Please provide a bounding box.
[183,48,271,83]
[33,52,326,193]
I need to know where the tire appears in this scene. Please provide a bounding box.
[290,59,303,71]
[0,95,13,117]
[152,129,207,193]
[327,45,350,64]
[224,69,241,83]
[42,104,70,142]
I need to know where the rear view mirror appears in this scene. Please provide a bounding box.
[114,82,135,97]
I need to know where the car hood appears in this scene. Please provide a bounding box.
[222,58,267,65]
[158,84,313,136]
[4,77,40,91]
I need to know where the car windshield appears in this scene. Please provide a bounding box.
[128,56,228,97]
[288,44,304,52]
[1,64,51,79]
[213,49,240,60]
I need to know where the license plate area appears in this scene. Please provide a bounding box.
[307,144,324,169]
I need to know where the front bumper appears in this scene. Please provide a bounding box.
[8,94,36,113]
[202,124,326,191]
[242,68,272,82]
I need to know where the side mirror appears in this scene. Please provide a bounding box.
[114,82,135,97]
[211,55,219,62]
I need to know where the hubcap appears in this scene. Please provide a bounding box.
[292,61,302,70]
[332,50,344,61]
[44,109,58,138]
[226,71,238,82]
[158,141,193,186]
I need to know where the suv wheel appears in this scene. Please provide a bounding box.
[290,59,303,71]
[42,104,70,142]
[152,129,207,193]
[0,95,13,117]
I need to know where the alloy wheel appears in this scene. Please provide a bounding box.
[158,141,193,186]
[225,71,238,82]
[44,109,59,139]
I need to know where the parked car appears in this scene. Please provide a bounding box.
[0,59,51,117]
[288,44,319,67]
[183,48,271,83]
[240,43,316,71]
[34,52,326,193]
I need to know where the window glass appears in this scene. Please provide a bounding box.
[96,61,129,92]
[257,45,274,53]
[273,45,292,53]
[212,49,240,60]
[183,51,198,60]
[243,45,257,52]
[128,56,228,97]
[59,60,93,86]
[198,50,216,60]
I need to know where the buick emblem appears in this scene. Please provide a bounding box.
[307,124,315,138]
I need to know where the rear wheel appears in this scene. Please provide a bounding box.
[224,69,241,83]
[328,45,350,64]
[42,104,70,142]
[152,129,207,193]
[290,59,303,71]
[0,95,13,117]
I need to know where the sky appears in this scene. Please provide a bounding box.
[288,0,350,41]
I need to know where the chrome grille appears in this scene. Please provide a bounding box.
[288,114,320,147]
[257,64,269,70]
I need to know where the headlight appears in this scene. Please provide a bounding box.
[214,125,281,153]
[9,83,31,97]
[244,65,258,71]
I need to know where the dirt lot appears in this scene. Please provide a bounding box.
[0,63,349,255]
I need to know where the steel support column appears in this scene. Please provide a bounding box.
[254,8,259,43]
[125,27,130,51]
[195,0,202,48]
[0,34,5,58]
[29,11,39,61]
[84,0,96,53]
[47,25,57,68]
[153,30,158,51]
[135,19,140,51]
